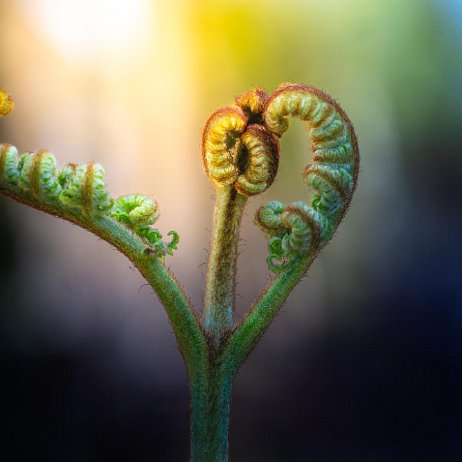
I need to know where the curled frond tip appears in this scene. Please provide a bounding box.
[255,82,359,271]
[202,89,280,196]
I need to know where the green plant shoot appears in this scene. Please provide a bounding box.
[0,83,359,461]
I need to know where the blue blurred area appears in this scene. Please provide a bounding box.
[1,0,462,460]
[441,0,462,27]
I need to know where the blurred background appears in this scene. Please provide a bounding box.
[1,0,461,460]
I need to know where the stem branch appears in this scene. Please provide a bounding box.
[223,256,313,372]
[203,186,247,345]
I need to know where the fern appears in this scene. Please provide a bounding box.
[0,84,359,462]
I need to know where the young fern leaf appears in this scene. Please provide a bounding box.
[256,82,359,271]
[222,83,359,380]
[202,90,279,197]
[0,93,175,259]
[256,200,332,272]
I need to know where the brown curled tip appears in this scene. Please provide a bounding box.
[235,124,279,196]
[235,88,269,118]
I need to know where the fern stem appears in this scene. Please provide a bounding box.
[189,353,234,462]
[203,186,247,345]
[223,255,313,372]
[137,255,208,375]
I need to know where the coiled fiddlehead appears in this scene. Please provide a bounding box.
[256,83,359,271]
[110,194,179,256]
[256,200,333,271]
[202,89,279,197]
[0,144,178,258]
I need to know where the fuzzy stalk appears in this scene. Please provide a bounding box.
[0,186,208,375]
[135,254,208,374]
[223,255,313,372]
[203,186,247,345]
[189,352,235,462]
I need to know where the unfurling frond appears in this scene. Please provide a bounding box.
[256,83,359,271]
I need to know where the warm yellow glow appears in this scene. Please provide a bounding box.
[19,0,154,59]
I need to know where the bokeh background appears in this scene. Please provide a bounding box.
[1,0,461,460]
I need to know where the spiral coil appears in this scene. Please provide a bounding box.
[255,83,359,271]
[202,91,279,197]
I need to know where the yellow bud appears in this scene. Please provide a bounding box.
[0,89,14,117]
[235,88,268,118]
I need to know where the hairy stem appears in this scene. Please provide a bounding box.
[0,188,207,371]
[136,255,208,376]
[223,256,313,372]
[203,186,247,345]
[190,353,235,462]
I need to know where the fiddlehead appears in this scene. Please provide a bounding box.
[202,89,279,197]
[111,194,179,256]
[256,83,359,271]
[255,200,332,272]
[222,85,359,375]
[111,193,159,226]
[58,161,112,212]
[0,92,176,258]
